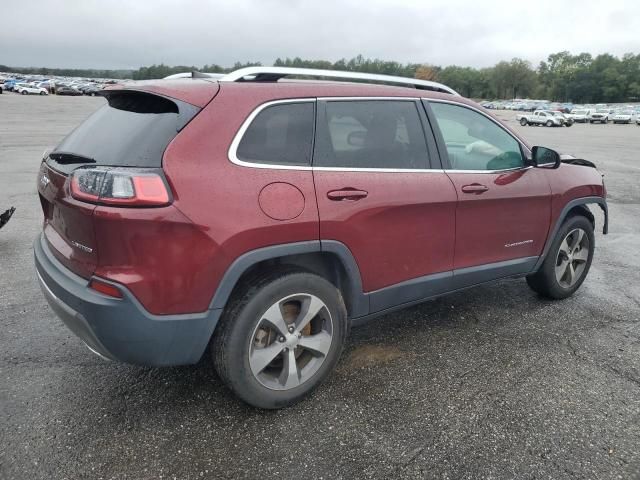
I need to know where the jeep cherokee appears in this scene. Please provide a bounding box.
[34,67,608,409]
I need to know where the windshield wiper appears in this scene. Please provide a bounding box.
[48,152,96,165]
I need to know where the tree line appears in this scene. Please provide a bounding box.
[3,51,639,103]
[0,65,133,79]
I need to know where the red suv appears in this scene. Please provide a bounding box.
[35,67,608,408]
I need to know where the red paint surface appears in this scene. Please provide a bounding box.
[259,183,305,221]
[314,170,457,291]
[38,163,98,279]
[447,168,551,269]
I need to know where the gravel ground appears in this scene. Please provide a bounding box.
[1,94,639,480]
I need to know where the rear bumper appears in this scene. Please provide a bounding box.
[34,233,221,366]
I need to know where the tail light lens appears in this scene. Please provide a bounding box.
[70,168,171,207]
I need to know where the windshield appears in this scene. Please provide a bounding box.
[596,109,609,113]
[573,110,587,115]
[620,110,634,115]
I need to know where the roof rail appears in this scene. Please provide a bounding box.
[219,66,459,95]
[163,71,225,80]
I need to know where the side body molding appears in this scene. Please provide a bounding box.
[533,196,608,272]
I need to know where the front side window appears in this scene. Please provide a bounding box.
[236,102,314,166]
[430,102,524,171]
[314,100,429,169]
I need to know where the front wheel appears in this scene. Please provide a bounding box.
[39,91,45,95]
[520,118,528,126]
[546,120,554,127]
[212,269,348,409]
[526,215,594,299]
[21,90,27,95]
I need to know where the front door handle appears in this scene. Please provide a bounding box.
[461,183,489,194]
[327,189,368,201]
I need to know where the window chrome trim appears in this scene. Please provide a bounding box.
[228,96,532,173]
[319,96,421,101]
[314,167,444,173]
[445,166,533,174]
[228,97,439,172]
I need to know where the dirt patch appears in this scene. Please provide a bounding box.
[341,344,405,370]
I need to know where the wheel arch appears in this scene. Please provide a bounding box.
[209,240,368,319]
[533,196,608,272]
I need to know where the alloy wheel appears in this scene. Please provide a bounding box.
[555,228,590,288]
[249,293,333,391]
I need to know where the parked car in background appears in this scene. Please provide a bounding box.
[37,81,54,93]
[611,109,636,124]
[517,110,572,127]
[568,109,591,123]
[551,111,574,126]
[56,86,83,96]
[83,85,102,96]
[589,109,610,123]
[3,79,18,91]
[16,84,48,95]
[34,67,608,409]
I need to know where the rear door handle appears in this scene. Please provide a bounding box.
[461,183,489,194]
[327,189,368,201]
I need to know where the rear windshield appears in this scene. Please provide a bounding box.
[48,91,199,174]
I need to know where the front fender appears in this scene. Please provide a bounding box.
[533,196,608,272]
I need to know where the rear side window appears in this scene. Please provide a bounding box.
[49,91,198,175]
[314,100,429,169]
[236,102,314,166]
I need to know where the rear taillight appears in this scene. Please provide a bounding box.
[70,168,171,207]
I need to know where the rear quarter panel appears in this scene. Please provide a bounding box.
[161,86,320,310]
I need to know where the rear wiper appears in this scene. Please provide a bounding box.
[49,151,96,164]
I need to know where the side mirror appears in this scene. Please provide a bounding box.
[532,146,561,169]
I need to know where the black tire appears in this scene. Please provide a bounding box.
[546,120,553,127]
[212,269,348,409]
[565,122,572,127]
[520,118,528,126]
[39,91,45,95]
[21,90,27,95]
[526,214,595,299]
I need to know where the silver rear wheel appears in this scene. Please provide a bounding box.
[249,293,333,391]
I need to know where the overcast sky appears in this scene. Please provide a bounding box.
[1,0,639,70]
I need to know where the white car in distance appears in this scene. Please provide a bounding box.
[589,108,610,124]
[568,108,591,123]
[611,109,636,124]
[16,84,48,95]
